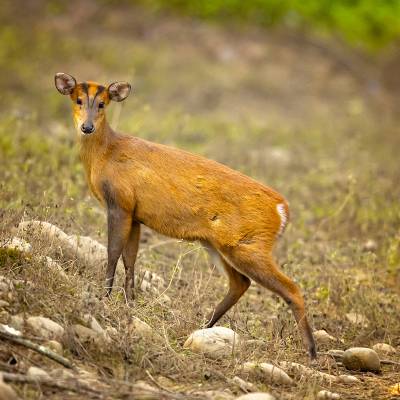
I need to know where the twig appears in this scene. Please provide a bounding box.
[1,372,104,398]
[0,330,75,370]
[381,359,400,367]
[145,369,174,393]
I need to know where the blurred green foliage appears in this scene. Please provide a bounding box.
[139,0,400,50]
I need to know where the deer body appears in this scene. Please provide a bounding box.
[82,126,285,245]
[55,73,316,359]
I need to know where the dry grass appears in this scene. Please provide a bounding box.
[0,1,399,399]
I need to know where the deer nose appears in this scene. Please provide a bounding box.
[81,122,95,134]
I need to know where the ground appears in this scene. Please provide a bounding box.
[0,1,399,399]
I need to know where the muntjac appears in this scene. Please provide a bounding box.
[55,72,316,359]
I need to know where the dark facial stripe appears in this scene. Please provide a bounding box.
[80,82,89,95]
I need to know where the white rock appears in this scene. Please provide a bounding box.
[345,312,369,327]
[51,368,75,380]
[129,317,154,336]
[230,376,257,393]
[16,221,110,270]
[45,340,63,355]
[69,235,108,268]
[27,366,50,379]
[317,390,341,399]
[337,374,360,384]
[83,314,104,334]
[26,316,64,340]
[342,347,381,372]
[363,239,377,252]
[235,392,275,400]
[16,221,168,295]
[16,221,70,249]
[243,362,293,385]
[279,362,338,383]
[184,327,240,359]
[0,301,9,308]
[372,343,396,355]
[0,324,22,336]
[313,330,337,344]
[73,324,100,342]
[0,237,32,253]
[72,324,110,347]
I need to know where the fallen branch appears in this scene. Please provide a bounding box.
[0,330,74,370]
[381,359,400,367]
[1,372,104,398]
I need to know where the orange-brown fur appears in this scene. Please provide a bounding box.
[55,74,316,359]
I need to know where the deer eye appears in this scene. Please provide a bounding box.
[76,98,82,105]
[98,102,105,109]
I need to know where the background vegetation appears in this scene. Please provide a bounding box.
[139,0,400,50]
[0,0,399,399]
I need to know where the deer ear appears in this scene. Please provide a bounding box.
[55,73,77,95]
[108,81,131,102]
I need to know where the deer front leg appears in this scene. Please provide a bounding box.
[122,221,141,301]
[105,205,132,297]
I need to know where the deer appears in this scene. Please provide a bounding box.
[55,72,317,359]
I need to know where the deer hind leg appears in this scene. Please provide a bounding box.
[122,221,141,301]
[203,243,250,328]
[222,243,317,359]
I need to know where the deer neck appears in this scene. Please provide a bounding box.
[78,118,114,178]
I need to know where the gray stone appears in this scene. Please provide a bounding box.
[313,329,337,344]
[45,340,63,355]
[27,366,50,379]
[337,374,360,384]
[345,313,369,327]
[230,376,257,393]
[26,316,64,340]
[243,362,293,385]
[184,327,240,359]
[83,314,104,334]
[72,324,108,347]
[129,317,154,337]
[342,347,381,372]
[372,343,396,355]
[317,390,341,399]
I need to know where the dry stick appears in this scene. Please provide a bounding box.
[145,369,174,393]
[322,351,400,367]
[380,359,400,367]
[0,331,74,370]
[1,372,104,398]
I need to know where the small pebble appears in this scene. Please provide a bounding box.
[372,343,396,355]
[317,390,341,399]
